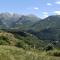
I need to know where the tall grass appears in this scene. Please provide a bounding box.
[0,45,60,60]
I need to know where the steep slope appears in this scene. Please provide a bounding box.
[12,15,40,30]
[0,13,41,29]
[27,15,60,48]
[30,15,60,31]
[0,13,20,28]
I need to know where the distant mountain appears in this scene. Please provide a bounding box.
[30,15,60,31]
[12,15,40,30]
[0,13,41,29]
[27,15,60,48]
[1,13,60,48]
[0,13,20,28]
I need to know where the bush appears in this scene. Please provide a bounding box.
[47,50,60,57]
[0,36,9,45]
[16,41,29,49]
[16,41,25,48]
[44,44,53,51]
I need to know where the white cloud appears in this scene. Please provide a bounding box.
[43,15,48,18]
[34,7,39,10]
[55,1,60,4]
[43,12,48,14]
[53,11,60,15]
[42,12,48,18]
[47,3,52,6]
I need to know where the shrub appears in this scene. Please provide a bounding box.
[0,36,9,45]
[44,44,53,51]
[16,41,29,49]
[53,51,60,56]
[47,50,60,57]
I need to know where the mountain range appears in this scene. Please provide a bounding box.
[0,13,60,60]
[0,13,60,48]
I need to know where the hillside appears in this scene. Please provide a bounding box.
[1,14,60,48]
[0,45,60,60]
[0,14,60,60]
[26,15,60,48]
[0,13,41,30]
[30,15,60,31]
[0,30,47,50]
[0,14,60,48]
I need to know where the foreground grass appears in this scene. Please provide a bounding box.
[0,45,60,60]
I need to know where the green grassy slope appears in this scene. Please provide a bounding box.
[0,45,60,60]
[0,30,47,50]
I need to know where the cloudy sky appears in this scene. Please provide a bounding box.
[0,0,60,18]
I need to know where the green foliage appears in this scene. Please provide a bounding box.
[44,44,53,51]
[47,50,60,57]
[16,40,29,49]
[0,32,17,46]
[0,37,9,45]
[0,46,60,60]
[0,31,46,50]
